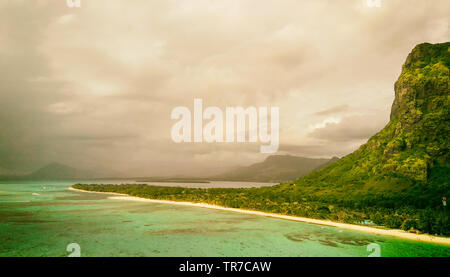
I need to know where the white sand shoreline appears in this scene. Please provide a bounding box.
[69,187,450,246]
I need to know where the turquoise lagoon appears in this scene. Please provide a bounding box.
[0,181,449,257]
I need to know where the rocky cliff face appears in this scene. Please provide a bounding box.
[297,42,449,187]
[391,43,449,120]
[358,42,449,182]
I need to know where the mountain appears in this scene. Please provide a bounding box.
[213,155,338,183]
[27,162,96,180]
[279,42,449,209]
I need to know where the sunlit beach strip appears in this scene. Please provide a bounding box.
[69,187,450,246]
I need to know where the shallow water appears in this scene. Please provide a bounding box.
[0,181,449,257]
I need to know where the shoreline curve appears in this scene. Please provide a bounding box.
[68,186,450,246]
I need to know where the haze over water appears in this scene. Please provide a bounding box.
[0,181,449,257]
[77,180,278,189]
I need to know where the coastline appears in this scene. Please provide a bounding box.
[69,187,450,246]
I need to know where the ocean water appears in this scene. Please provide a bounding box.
[0,181,449,257]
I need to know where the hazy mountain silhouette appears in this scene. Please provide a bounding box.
[213,155,338,182]
[26,162,96,180]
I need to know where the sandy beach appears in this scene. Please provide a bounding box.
[69,187,450,246]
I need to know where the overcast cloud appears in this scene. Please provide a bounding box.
[0,0,448,176]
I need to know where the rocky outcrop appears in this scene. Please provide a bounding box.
[298,42,449,184]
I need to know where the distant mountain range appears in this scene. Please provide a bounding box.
[212,155,339,183]
[0,155,339,182]
[25,162,96,180]
[0,162,99,181]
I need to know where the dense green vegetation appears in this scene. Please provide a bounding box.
[73,42,450,236]
[73,182,449,236]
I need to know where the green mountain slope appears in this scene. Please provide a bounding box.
[285,42,449,205]
[213,155,338,183]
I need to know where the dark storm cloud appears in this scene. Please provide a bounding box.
[0,2,69,172]
[0,0,448,175]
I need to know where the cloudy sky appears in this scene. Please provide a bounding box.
[0,0,448,176]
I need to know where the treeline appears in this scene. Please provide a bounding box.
[72,183,449,236]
